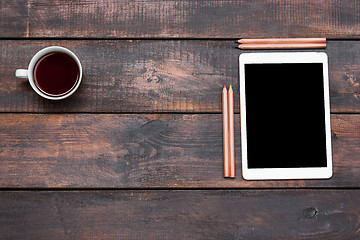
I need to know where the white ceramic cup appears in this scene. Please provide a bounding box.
[15,46,82,100]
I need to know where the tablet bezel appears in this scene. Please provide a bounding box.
[239,52,332,180]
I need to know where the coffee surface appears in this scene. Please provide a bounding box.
[34,52,79,96]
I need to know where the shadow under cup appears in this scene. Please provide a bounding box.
[33,51,80,97]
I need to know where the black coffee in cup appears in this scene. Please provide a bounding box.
[33,52,80,97]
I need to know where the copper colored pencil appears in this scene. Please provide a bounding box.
[228,85,235,178]
[222,85,230,178]
[236,37,326,44]
[237,43,326,49]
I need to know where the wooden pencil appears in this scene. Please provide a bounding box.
[222,85,230,178]
[237,43,326,49]
[228,85,235,178]
[236,37,326,44]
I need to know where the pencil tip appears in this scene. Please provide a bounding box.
[229,85,232,89]
[223,84,226,88]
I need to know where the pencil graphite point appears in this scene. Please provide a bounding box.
[229,85,232,89]
[224,84,226,88]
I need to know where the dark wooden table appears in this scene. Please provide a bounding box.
[1,1,360,239]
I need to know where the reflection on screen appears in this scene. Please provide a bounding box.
[244,63,327,168]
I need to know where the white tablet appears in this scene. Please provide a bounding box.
[239,52,332,180]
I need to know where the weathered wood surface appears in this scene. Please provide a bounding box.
[2,1,360,239]
[2,40,360,113]
[1,190,359,239]
[1,0,360,38]
[0,114,358,188]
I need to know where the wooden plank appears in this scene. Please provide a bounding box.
[0,0,28,38]
[2,40,234,113]
[2,40,360,113]
[0,113,359,188]
[0,190,359,239]
[1,0,360,38]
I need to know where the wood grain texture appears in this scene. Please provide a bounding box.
[1,0,360,38]
[2,40,360,113]
[1,190,360,239]
[0,0,28,37]
[0,114,359,188]
[2,1,359,239]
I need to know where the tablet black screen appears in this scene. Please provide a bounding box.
[244,63,327,168]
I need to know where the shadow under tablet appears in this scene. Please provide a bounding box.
[244,63,327,168]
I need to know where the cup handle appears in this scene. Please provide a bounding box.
[15,69,29,79]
